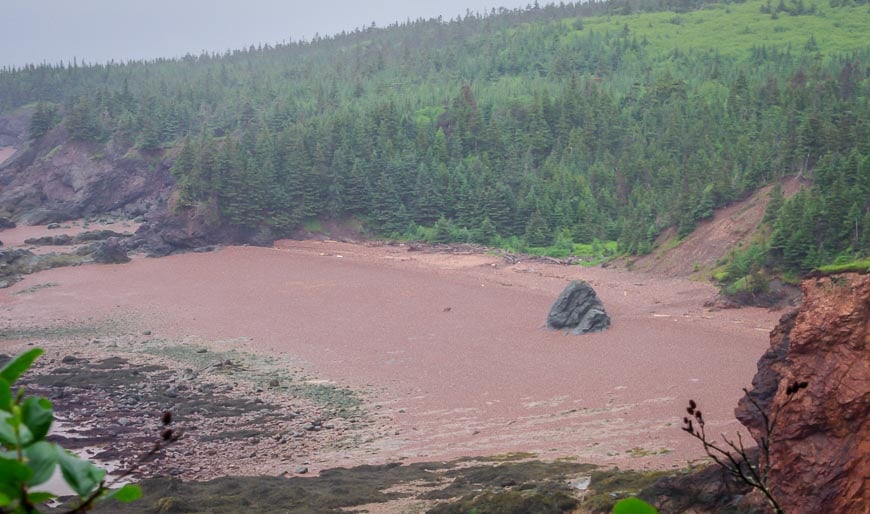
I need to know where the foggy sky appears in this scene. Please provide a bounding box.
[2,1,537,69]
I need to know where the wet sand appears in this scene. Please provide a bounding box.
[0,237,782,471]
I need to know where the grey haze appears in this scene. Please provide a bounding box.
[3,1,535,68]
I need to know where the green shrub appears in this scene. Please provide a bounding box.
[0,349,141,512]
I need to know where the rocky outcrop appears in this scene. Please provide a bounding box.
[0,113,173,225]
[546,280,611,334]
[0,110,273,256]
[23,230,129,247]
[0,248,89,288]
[24,234,73,246]
[90,238,131,264]
[130,200,271,257]
[736,272,869,514]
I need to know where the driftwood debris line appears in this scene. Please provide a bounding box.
[395,241,582,266]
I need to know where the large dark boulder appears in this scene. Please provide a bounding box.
[546,280,611,334]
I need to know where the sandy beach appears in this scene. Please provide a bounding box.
[0,230,783,477]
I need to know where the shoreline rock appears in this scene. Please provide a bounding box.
[546,280,611,334]
[736,272,869,514]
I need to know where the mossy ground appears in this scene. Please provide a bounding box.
[71,460,680,514]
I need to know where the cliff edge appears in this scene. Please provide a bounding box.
[736,272,869,514]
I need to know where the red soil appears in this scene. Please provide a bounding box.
[0,237,782,471]
[632,176,806,277]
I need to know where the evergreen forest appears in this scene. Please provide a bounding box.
[2,0,868,289]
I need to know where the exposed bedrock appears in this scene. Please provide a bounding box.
[736,272,869,514]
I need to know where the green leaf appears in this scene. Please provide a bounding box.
[58,450,106,497]
[0,348,43,384]
[612,497,659,514]
[0,491,11,506]
[0,411,17,447]
[104,484,142,503]
[0,460,20,500]
[0,455,33,484]
[0,378,11,412]
[21,397,53,442]
[27,491,56,504]
[24,441,58,486]
[0,411,34,448]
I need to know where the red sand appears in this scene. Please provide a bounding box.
[0,238,782,470]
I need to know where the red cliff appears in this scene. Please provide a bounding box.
[736,272,869,514]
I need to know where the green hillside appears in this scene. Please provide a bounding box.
[581,0,869,57]
[2,0,868,287]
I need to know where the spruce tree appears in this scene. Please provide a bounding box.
[29,101,57,139]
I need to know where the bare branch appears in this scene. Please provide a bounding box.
[681,385,806,514]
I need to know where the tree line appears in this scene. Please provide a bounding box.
[2,0,867,281]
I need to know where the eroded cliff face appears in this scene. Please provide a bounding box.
[736,272,869,514]
[0,110,270,255]
[0,120,173,224]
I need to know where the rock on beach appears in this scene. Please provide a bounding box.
[546,280,611,334]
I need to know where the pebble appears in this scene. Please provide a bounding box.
[294,465,308,474]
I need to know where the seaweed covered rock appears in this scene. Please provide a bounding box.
[91,238,130,264]
[546,280,610,334]
[24,234,73,246]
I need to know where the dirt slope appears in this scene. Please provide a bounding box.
[629,177,805,278]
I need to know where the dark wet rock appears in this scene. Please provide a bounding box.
[74,229,128,242]
[16,209,67,226]
[134,211,271,257]
[26,230,131,248]
[24,234,73,246]
[546,280,611,334]
[90,238,130,264]
[0,248,43,287]
[0,217,16,229]
[642,457,760,513]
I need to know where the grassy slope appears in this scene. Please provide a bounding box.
[578,0,870,58]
